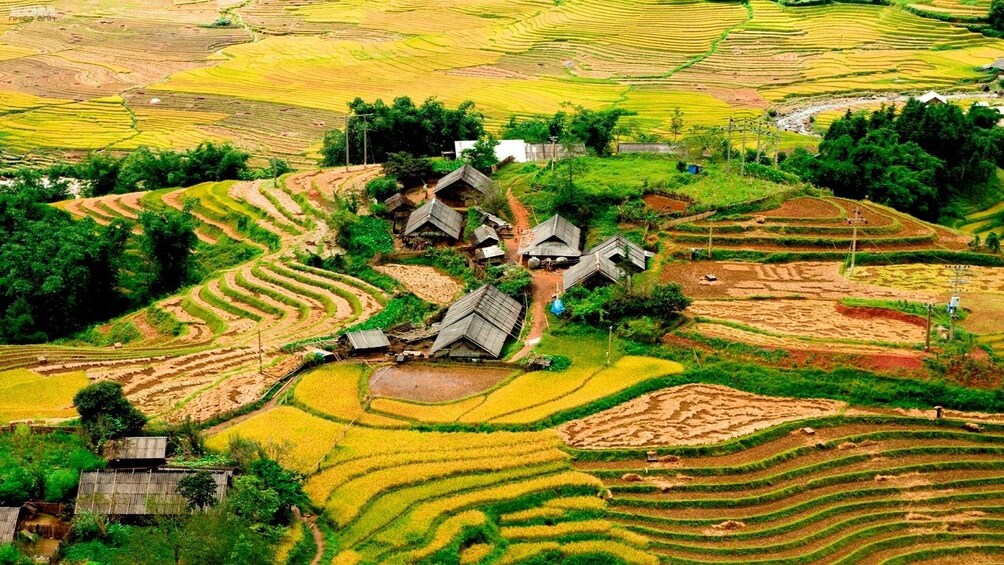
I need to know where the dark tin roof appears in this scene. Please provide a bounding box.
[0,507,19,544]
[346,328,390,350]
[562,252,625,291]
[106,437,168,461]
[475,245,506,261]
[587,235,653,271]
[403,199,464,239]
[519,214,581,258]
[431,284,522,357]
[470,224,500,247]
[76,469,232,516]
[384,193,413,212]
[434,164,493,196]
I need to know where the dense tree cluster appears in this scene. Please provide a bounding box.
[61,143,288,197]
[500,107,630,155]
[0,178,199,344]
[73,381,147,447]
[320,96,485,166]
[783,101,1004,220]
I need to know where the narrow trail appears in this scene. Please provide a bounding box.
[307,516,325,565]
[505,184,553,362]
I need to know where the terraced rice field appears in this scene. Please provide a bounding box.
[572,414,1004,564]
[2,168,388,422]
[663,196,970,254]
[0,0,1002,157]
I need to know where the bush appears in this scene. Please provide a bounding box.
[619,317,662,344]
[488,264,532,297]
[365,176,400,201]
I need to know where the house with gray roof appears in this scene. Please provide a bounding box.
[345,329,390,352]
[0,507,20,544]
[433,164,493,206]
[562,253,625,292]
[469,225,500,248]
[104,437,168,467]
[384,193,414,232]
[980,58,1004,73]
[76,468,232,516]
[587,235,653,272]
[430,285,522,359]
[403,199,464,241]
[517,214,581,261]
[475,245,506,265]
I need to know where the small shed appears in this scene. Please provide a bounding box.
[0,507,20,545]
[474,207,513,236]
[104,437,168,468]
[469,225,500,248]
[76,468,232,517]
[518,214,582,262]
[562,253,625,292]
[475,245,506,265]
[918,91,946,105]
[433,164,493,207]
[430,285,522,359]
[345,329,390,353]
[587,235,653,272]
[384,193,414,232]
[403,199,464,241]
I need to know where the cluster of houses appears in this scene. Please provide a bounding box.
[1,436,230,560]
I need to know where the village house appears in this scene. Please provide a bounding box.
[344,328,390,355]
[403,199,464,243]
[383,193,415,233]
[76,468,232,517]
[104,436,168,468]
[562,252,625,292]
[432,164,493,207]
[0,507,20,545]
[430,285,522,359]
[469,224,500,249]
[587,235,653,272]
[518,214,582,264]
[475,245,506,265]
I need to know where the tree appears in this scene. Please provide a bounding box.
[565,107,630,156]
[73,381,146,447]
[987,231,1001,253]
[319,128,347,167]
[365,176,400,201]
[76,153,123,197]
[991,0,1004,30]
[382,152,433,186]
[461,134,500,172]
[669,107,685,143]
[177,471,219,511]
[139,207,199,295]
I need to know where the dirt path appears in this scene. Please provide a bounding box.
[307,516,325,565]
[505,188,554,361]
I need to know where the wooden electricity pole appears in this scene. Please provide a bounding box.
[947,265,971,342]
[727,118,734,174]
[925,303,932,351]
[846,207,868,275]
[343,113,374,172]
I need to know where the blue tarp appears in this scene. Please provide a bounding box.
[550,298,566,316]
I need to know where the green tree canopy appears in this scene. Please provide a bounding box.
[177,471,219,511]
[73,381,147,447]
[139,207,199,295]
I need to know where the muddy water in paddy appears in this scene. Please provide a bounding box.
[369,364,514,402]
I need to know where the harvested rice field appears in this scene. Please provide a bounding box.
[0,0,1002,158]
[368,364,515,403]
[374,264,464,305]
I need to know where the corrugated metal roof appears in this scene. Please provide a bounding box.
[474,207,512,229]
[470,225,500,247]
[384,193,412,212]
[346,329,390,350]
[403,199,464,239]
[563,253,625,291]
[76,469,231,516]
[430,314,508,357]
[475,245,506,261]
[441,285,521,332]
[588,235,652,271]
[518,215,581,258]
[434,164,492,196]
[431,285,522,358]
[106,437,168,461]
[0,507,19,544]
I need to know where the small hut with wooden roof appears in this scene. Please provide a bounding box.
[384,193,415,232]
[0,507,20,545]
[469,225,500,249]
[76,468,232,517]
[433,164,493,207]
[587,235,653,272]
[430,285,522,359]
[474,245,506,265]
[518,214,582,263]
[104,437,168,468]
[403,199,465,243]
[345,329,390,354]
[562,253,625,292]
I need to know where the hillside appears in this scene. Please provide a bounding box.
[1,0,1004,164]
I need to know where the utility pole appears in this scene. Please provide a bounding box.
[739,120,747,176]
[606,325,613,367]
[947,265,971,342]
[343,113,374,173]
[708,225,713,258]
[925,303,932,351]
[846,206,868,275]
[362,116,368,167]
[727,118,734,174]
[550,135,558,171]
[258,329,263,374]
